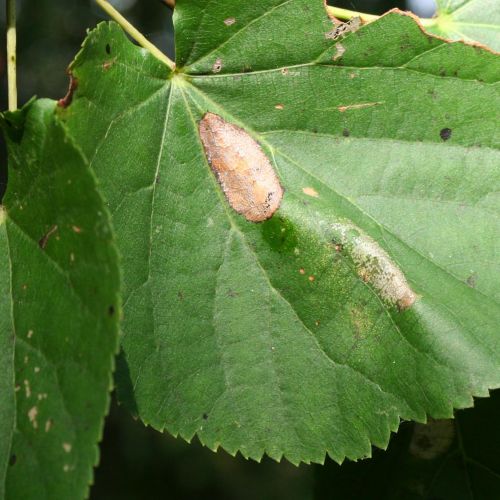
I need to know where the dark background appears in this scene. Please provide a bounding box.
[8,2,499,500]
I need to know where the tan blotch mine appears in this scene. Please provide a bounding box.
[199,112,284,222]
[332,222,417,310]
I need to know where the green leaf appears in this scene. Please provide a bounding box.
[59,2,500,464]
[428,0,500,51]
[0,100,121,498]
[315,389,500,499]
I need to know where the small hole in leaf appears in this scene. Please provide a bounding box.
[106,44,111,55]
[440,128,452,141]
[342,129,350,137]
[9,454,16,466]
[202,413,209,420]
[108,305,115,316]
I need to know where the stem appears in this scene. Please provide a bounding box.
[95,0,175,70]
[326,6,378,23]
[6,0,17,111]
[326,5,436,28]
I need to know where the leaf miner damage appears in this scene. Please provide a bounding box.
[199,112,283,223]
[332,222,417,310]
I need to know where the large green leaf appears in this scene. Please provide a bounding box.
[427,0,500,50]
[0,100,120,498]
[59,1,500,464]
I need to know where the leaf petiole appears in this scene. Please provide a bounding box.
[94,0,175,70]
[6,0,17,111]
[326,5,436,28]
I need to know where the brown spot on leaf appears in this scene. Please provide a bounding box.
[302,187,319,198]
[333,43,345,61]
[39,225,58,249]
[338,102,382,112]
[102,58,116,71]
[212,58,223,73]
[466,273,477,288]
[24,379,31,398]
[325,17,361,40]
[275,104,284,110]
[58,74,78,108]
[440,128,452,141]
[199,113,283,222]
[28,406,38,429]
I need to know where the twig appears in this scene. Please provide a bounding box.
[95,0,175,70]
[6,0,17,111]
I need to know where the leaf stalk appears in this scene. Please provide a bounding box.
[326,5,436,28]
[94,0,175,70]
[6,0,17,111]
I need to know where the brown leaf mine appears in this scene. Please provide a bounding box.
[199,112,283,223]
[331,222,417,310]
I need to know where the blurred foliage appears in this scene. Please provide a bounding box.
[0,0,174,108]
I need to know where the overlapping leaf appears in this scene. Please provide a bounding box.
[58,1,500,464]
[0,100,120,498]
[427,0,500,50]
